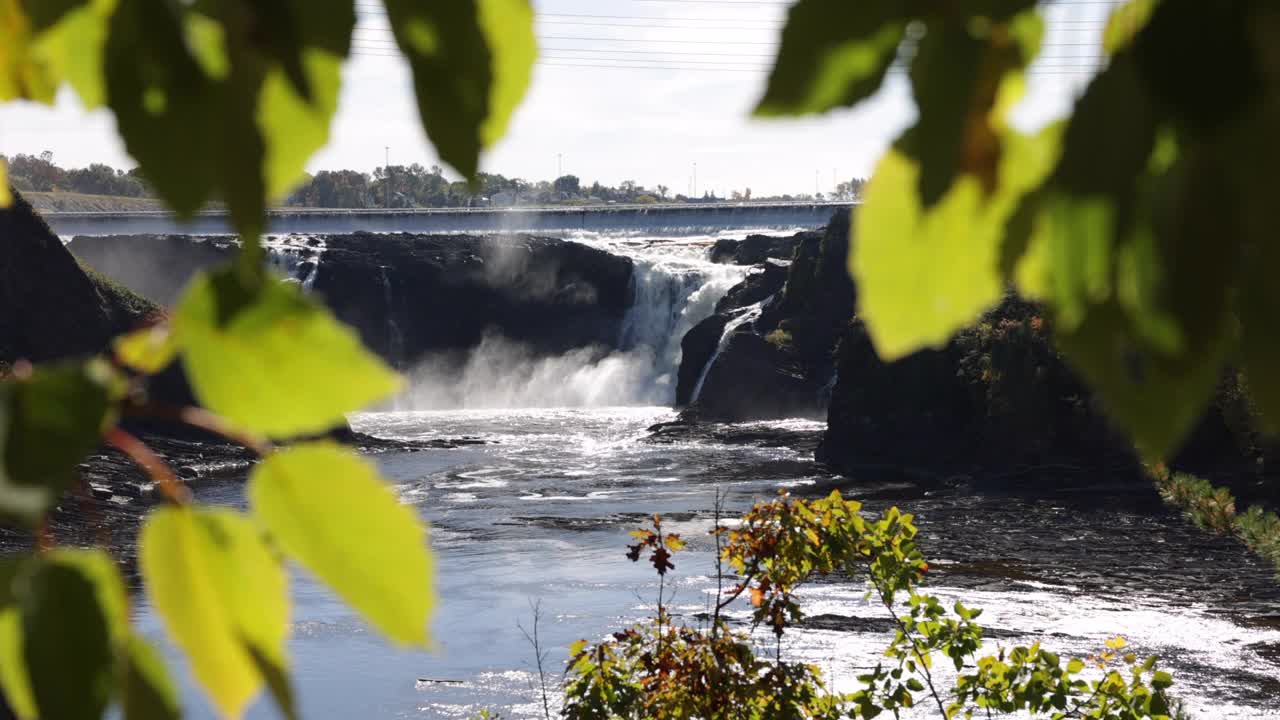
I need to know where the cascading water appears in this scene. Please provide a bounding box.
[398,229,783,409]
[616,256,750,404]
[264,236,323,291]
[689,294,773,403]
[380,265,405,367]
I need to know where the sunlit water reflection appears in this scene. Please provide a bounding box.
[120,408,1280,719]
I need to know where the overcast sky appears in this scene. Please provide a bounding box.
[0,0,1112,198]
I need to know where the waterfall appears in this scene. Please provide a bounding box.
[618,258,748,403]
[265,236,323,291]
[398,248,749,409]
[380,266,405,367]
[690,294,775,403]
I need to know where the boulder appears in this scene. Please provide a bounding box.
[715,262,787,314]
[686,330,819,421]
[708,230,817,265]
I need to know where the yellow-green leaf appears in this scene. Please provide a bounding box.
[476,0,536,147]
[852,126,1059,360]
[27,0,117,109]
[249,442,433,646]
[0,0,58,103]
[0,158,10,207]
[115,325,178,375]
[255,0,353,201]
[173,266,401,438]
[1104,0,1158,54]
[122,633,181,720]
[0,557,34,720]
[140,507,289,719]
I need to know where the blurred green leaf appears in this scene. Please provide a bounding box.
[904,12,1041,206]
[382,0,536,181]
[0,158,9,206]
[174,265,401,439]
[255,0,353,201]
[1103,0,1157,54]
[104,0,353,236]
[0,361,118,522]
[115,325,178,375]
[754,0,905,117]
[121,634,181,720]
[25,0,116,108]
[1019,50,1244,458]
[0,557,34,720]
[140,506,289,719]
[249,442,433,646]
[0,0,58,103]
[853,126,1060,360]
[21,553,125,720]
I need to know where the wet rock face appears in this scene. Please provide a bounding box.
[675,313,728,406]
[313,233,634,365]
[677,210,854,421]
[66,232,636,366]
[708,231,817,265]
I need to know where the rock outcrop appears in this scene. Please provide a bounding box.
[313,233,633,365]
[709,230,818,266]
[1,191,159,364]
[679,211,853,420]
[68,232,636,367]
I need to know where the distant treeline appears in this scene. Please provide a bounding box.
[3,152,150,198]
[2,151,866,208]
[289,165,866,209]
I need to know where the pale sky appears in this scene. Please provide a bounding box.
[0,0,1112,198]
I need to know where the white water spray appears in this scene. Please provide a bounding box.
[397,229,808,409]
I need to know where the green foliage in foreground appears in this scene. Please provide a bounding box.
[559,494,1184,720]
[0,255,431,720]
[1152,468,1280,571]
[760,0,1280,463]
[0,0,535,238]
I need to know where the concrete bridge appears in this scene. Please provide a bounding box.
[44,201,855,236]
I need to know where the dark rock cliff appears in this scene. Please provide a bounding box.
[1,191,159,365]
[679,211,853,420]
[313,233,633,366]
[68,232,636,367]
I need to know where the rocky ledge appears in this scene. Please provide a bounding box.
[68,232,636,366]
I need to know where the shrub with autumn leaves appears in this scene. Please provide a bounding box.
[561,492,1186,720]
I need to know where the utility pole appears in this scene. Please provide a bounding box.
[557,153,563,179]
[384,146,390,209]
[693,162,698,198]
[814,170,819,198]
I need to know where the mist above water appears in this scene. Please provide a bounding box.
[393,229,776,410]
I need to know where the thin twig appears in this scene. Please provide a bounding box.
[711,486,725,637]
[105,427,191,504]
[877,590,949,720]
[518,599,554,720]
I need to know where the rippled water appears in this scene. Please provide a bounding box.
[123,408,1280,719]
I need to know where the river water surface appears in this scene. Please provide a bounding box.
[125,407,1280,719]
[80,225,1280,718]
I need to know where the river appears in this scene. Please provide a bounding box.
[75,227,1280,717]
